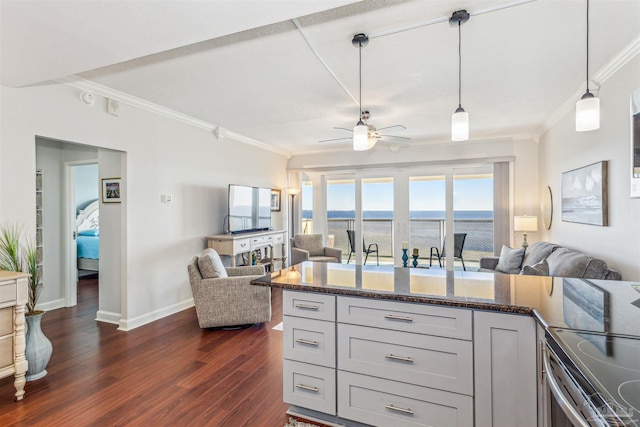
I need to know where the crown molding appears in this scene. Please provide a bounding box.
[535,35,640,141]
[54,76,292,158]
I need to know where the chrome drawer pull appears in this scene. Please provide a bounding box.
[295,384,319,393]
[385,354,414,363]
[295,303,319,311]
[295,338,319,346]
[384,314,413,322]
[385,404,414,415]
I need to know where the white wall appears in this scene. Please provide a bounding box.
[75,163,99,212]
[539,56,640,281]
[1,82,288,329]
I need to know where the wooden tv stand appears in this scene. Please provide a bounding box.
[206,229,287,271]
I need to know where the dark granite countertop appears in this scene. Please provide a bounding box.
[252,262,640,337]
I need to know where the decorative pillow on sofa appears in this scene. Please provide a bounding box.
[495,245,525,274]
[545,248,590,278]
[521,241,559,268]
[520,259,549,276]
[198,248,228,279]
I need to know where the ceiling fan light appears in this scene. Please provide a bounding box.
[451,108,469,141]
[575,92,600,131]
[353,121,369,151]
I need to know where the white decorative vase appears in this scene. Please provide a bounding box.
[25,312,53,381]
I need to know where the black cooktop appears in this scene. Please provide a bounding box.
[549,328,640,426]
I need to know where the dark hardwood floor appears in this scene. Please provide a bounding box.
[0,277,288,426]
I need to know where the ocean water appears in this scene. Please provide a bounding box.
[304,210,494,259]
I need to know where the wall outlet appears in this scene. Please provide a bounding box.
[161,194,172,204]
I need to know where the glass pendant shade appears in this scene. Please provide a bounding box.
[575,92,600,131]
[451,107,469,141]
[353,121,369,151]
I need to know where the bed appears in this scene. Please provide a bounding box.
[76,200,99,271]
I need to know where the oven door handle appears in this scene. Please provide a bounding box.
[543,346,590,427]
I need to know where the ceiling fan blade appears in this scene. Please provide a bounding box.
[376,125,407,132]
[379,134,412,141]
[318,137,351,143]
[333,127,353,133]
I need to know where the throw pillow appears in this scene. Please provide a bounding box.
[198,248,228,279]
[495,245,525,274]
[520,259,549,276]
[294,234,325,257]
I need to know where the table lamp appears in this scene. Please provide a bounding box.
[514,215,538,249]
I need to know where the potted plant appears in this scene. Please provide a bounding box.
[0,223,52,381]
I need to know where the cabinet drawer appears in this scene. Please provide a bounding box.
[338,296,472,340]
[338,371,473,427]
[232,239,250,253]
[0,281,17,305]
[284,316,336,368]
[272,233,284,244]
[284,291,335,321]
[284,359,336,415]
[0,335,13,369]
[0,307,13,336]
[338,323,472,395]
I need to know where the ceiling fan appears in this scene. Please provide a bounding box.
[319,33,411,150]
[319,110,411,147]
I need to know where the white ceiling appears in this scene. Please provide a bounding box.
[2,0,639,156]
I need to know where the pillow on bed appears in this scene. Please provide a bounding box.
[79,228,99,237]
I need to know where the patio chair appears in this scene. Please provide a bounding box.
[429,233,467,271]
[346,229,379,265]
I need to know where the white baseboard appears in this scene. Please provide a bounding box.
[118,298,194,331]
[96,310,121,325]
[37,299,66,312]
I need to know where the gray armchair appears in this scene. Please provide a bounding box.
[187,249,271,328]
[290,234,342,265]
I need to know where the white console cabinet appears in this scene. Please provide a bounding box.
[0,271,29,401]
[283,290,538,427]
[207,230,286,271]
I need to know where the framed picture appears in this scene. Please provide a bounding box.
[561,161,608,226]
[631,87,640,198]
[102,178,122,203]
[270,189,281,212]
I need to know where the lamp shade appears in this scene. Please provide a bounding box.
[514,215,538,232]
[287,188,301,196]
[451,108,469,141]
[575,94,600,131]
[353,122,369,151]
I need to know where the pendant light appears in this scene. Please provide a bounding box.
[450,10,470,142]
[352,33,373,151]
[576,0,600,132]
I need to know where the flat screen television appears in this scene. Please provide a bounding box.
[228,184,271,234]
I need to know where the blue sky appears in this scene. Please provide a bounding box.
[303,176,493,211]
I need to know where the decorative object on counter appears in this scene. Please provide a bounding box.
[412,248,419,268]
[0,223,53,381]
[561,161,608,226]
[514,215,538,249]
[402,248,408,267]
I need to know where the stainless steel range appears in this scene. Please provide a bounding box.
[545,328,640,426]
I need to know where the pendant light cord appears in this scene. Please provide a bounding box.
[358,41,363,120]
[585,0,590,94]
[458,19,462,108]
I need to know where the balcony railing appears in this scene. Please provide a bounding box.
[304,218,494,265]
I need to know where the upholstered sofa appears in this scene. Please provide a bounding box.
[478,241,621,280]
[187,248,271,328]
[290,234,342,265]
